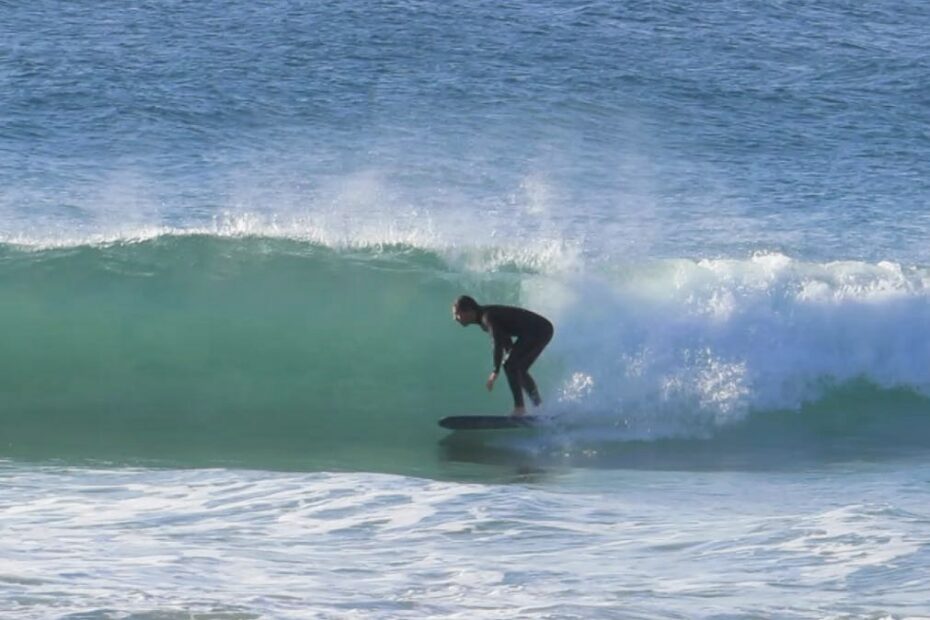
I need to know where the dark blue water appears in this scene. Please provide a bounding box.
[3,0,929,261]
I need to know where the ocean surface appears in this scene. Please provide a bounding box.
[2,1,929,618]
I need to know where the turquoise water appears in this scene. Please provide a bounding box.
[2,1,930,618]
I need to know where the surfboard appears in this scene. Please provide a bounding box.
[438,415,540,430]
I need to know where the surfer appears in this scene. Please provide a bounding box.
[452,295,554,417]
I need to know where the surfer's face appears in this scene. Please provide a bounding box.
[452,305,474,326]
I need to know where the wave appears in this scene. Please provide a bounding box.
[1,233,929,473]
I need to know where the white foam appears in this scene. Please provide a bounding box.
[524,253,930,438]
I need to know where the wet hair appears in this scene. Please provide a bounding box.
[453,295,480,314]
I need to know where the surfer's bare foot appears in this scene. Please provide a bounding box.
[511,407,527,417]
[529,390,542,407]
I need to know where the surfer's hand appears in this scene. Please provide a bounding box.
[486,372,497,391]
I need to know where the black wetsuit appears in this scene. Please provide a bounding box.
[478,305,554,408]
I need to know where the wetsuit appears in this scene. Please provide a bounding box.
[478,305,554,408]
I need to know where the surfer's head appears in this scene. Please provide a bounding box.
[452,295,480,326]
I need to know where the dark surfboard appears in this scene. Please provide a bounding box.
[438,415,540,430]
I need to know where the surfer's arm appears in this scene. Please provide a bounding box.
[486,319,507,374]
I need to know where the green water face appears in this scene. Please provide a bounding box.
[0,236,542,473]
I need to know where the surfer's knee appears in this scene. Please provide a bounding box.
[503,356,521,376]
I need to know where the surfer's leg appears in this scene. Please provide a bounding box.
[506,339,543,410]
[515,328,553,407]
[503,357,526,410]
[522,371,541,406]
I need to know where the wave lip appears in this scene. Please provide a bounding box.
[0,210,584,275]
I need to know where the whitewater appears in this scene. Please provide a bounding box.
[3,0,930,618]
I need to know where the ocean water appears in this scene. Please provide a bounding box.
[2,1,929,618]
